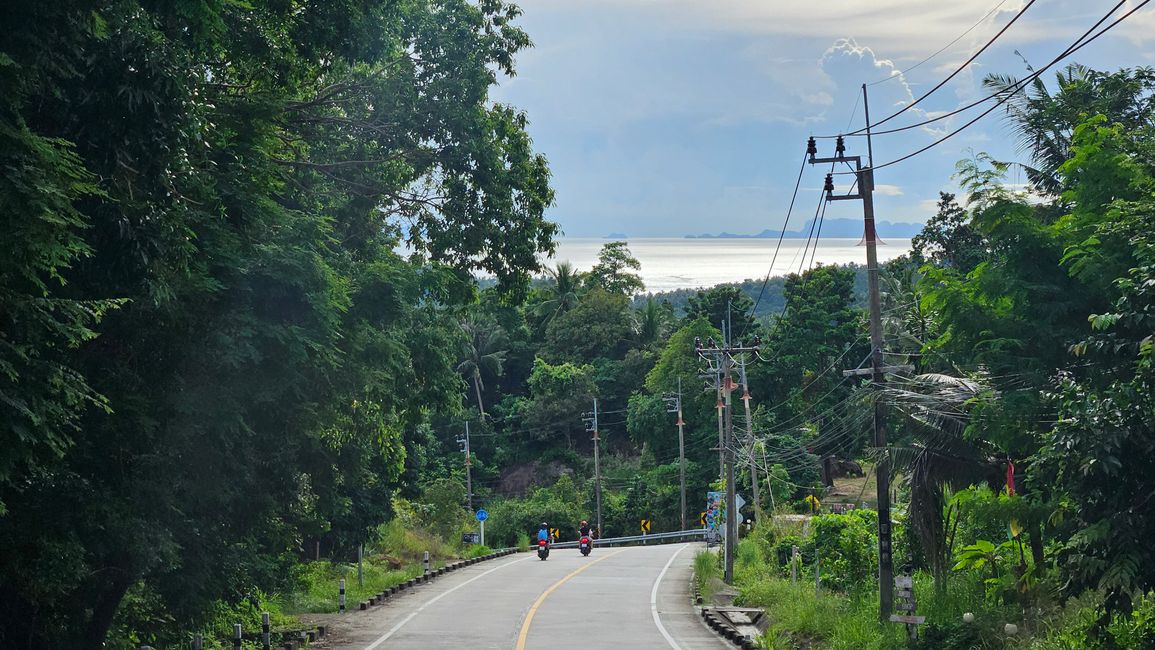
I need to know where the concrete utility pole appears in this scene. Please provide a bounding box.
[583,400,603,536]
[664,378,687,531]
[715,371,725,479]
[695,331,761,584]
[806,84,910,621]
[458,422,473,511]
[739,355,760,516]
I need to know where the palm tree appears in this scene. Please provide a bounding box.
[535,261,582,322]
[880,266,938,372]
[983,64,1155,195]
[633,298,668,348]
[456,318,507,418]
[882,372,1002,593]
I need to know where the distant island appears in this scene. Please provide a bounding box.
[686,218,923,239]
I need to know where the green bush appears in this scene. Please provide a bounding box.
[775,534,805,568]
[806,510,879,593]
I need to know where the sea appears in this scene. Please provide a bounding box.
[542,238,913,292]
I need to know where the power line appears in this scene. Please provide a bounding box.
[838,0,1039,135]
[830,0,1147,173]
[835,0,1131,141]
[867,0,1013,87]
[742,152,810,339]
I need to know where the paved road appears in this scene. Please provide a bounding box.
[316,543,731,649]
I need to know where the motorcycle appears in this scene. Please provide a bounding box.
[579,535,591,557]
[537,539,550,561]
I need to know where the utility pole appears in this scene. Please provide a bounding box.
[583,400,603,537]
[739,355,760,516]
[695,332,761,584]
[806,84,905,621]
[458,422,473,511]
[664,378,687,531]
[714,370,725,479]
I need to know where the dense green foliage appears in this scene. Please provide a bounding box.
[2,1,1154,644]
[0,0,554,646]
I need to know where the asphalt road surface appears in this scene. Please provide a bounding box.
[317,543,731,649]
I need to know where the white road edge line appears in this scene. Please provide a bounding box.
[651,543,690,650]
[362,555,534,650]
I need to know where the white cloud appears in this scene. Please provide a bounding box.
[875,184,905,196]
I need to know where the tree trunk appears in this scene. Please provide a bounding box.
[80,570,134,649]
[1028,520,1045,569]
[472,373,486,418]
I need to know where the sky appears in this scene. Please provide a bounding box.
[489,0,1155,237]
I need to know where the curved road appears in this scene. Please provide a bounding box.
[317,543,730,649]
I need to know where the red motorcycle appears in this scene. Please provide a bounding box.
[537,539,550,561]
[579,535,592,557]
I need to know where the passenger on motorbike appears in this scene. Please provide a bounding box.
[537,522,550,545]
[578,520,592,539]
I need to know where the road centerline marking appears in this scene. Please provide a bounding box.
[514,549,627,650]
[651,543,691,650]
[361,555,533,650]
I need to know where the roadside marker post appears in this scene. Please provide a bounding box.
[815,555,821,598]
[261,611,271,650]
[423,551,430,576]
[889,576,925,639]
[233,623,242,650]
[339,578,346,613]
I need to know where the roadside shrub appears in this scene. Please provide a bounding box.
[775,534,805,568]
[806,510,878,593]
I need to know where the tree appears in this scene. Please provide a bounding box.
[755,266,867,451]
[514,358,597,449]
[544,289,633,363]
[1032,123,1155,614]
[535,261,584,323]
[983,64,1155,195]
[633,298,673,349]
[587,241,644,296]
[910,192,987,274]
[0,0,555,645]
[457,317,508,418]
[684,285,757,337]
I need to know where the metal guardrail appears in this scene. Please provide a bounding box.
[549,528,711,549]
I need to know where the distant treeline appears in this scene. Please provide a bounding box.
[632,263,869,320]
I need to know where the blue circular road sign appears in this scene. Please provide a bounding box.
[476,509,488,522]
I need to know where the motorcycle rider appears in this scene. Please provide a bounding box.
[578,519,592,539]
[537,522,550,545]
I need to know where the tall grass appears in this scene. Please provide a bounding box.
[695,549,722,602]
[274,521,460,614]
[737,574,906,649]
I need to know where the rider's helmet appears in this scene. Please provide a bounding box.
[541,522,548,528]
[580,520,588,527]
